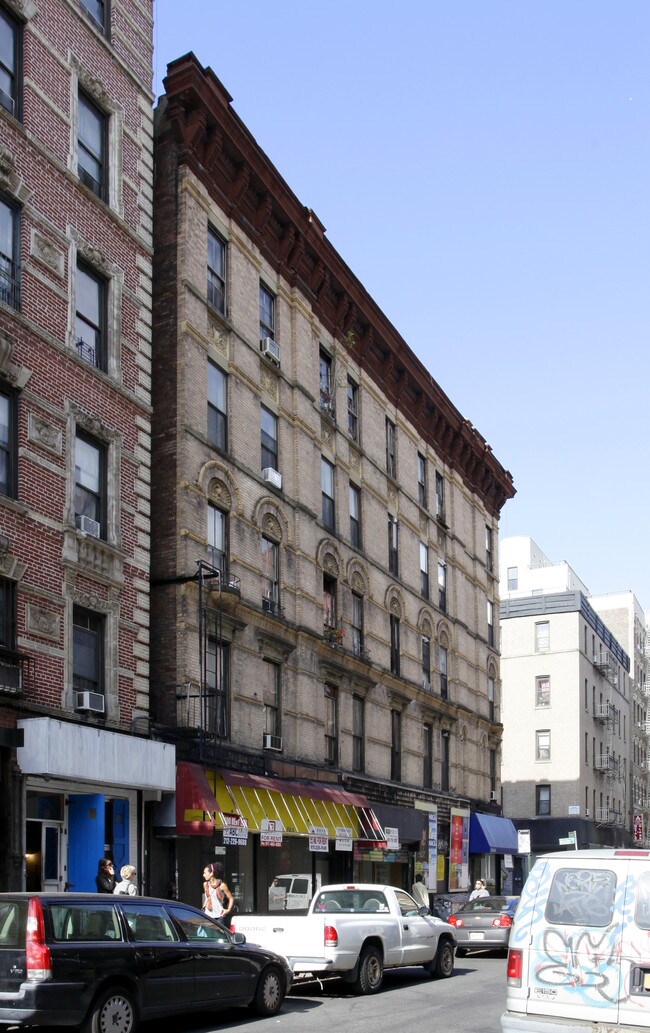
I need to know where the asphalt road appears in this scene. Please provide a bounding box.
[149,949,508,1033]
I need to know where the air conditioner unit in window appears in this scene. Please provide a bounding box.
[260,337,280,365]
[263,733,283,752]
[489,790,499,803]
[79,515,101,538]
[75,690,105,714]
[262,468,282,490]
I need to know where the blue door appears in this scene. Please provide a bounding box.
[68,794,105,892]
[112,799,129,872]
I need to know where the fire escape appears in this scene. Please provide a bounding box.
[592,651,624,827]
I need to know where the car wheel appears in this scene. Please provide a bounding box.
[253,965,285,1016]
[353,946,383,994]
[82,986,138,1033]
[432,940,455,979]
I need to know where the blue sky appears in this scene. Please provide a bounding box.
[153,1,650,605]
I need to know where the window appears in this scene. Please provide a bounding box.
[78,90,106,198]
[435,471,445,521]
[261,406,278,471]
[421,635,431,690]
[423,723,433,788]
[390,614,400,675]
[388,514,399,576]
[0,576,16,651]
[0,195,20,309]
[323,573,337,635]
[535,621,550,653]
[352,695,364,772]
[206,638,229,738]
[75,262,105,369]
[263,659,280,737]
[489,748,497,797]
[325,685,337,765]
[259,283,275,341]
[487,599,494,646]
[485,525,493,572]
[80,0,106,31]
[349,482,361,547]
[321,458,335,531]
[536,784,551,816]
[418,453,427,507]
[438,562,447,612]
[347,378,359,442]
[261,537,279,616]
[0,7,19,118]
[75,433,105,537]
[439,645,448,699]
[536,676,550,707]
[207,503,227,578]
[73,607,104,696]
[385,418,396,478]
[207,361,227,451]
[488,675,495,720]
[441,729,450,791]
[536,729,551,761]
[507,566,518,591]
[391,709,401,780]
[351,592,364,659]
[420,543,429,599]
[207,228,226,314]
[319,349,334,416]
[0,384,17,498]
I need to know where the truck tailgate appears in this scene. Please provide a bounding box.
[231,914,328,971]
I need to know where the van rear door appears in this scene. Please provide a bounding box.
[616,858,650,1028]
[0,899,27,993]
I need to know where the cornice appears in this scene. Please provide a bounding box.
[157,53,515,516]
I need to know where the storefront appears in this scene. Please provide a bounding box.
[17,717,175,892]
[165,763,386,911]
[469,811,518,894]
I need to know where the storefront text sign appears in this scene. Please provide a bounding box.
[634,814,644,842]
[260,818,283,847]
[335,826,353,851]
[309,825,329,852]
[384,826,400,850]
[448,808,470,891]
[222,812,248,846]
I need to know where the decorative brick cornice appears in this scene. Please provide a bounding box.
[158,54,515,516]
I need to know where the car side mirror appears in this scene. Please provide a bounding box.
[232,931,246,944]
[419,906,430,916]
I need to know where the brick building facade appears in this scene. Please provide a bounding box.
[0,0,173,893]
[151,54,515,909]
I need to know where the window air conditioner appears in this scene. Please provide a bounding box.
[263,733,283,752]
[75,690,105,714]
[489,790,499,803]
[262,468,282,490]
[79,515,101,538]
[260,337,280,365]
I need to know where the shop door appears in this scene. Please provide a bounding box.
[111,799,129,872]
[67,794,105,892]
[42,823,63,891]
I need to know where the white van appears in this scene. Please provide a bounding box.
[268,874,322,910]
[502,848,650,1032]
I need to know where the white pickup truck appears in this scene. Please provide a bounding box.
[231,882,456,994]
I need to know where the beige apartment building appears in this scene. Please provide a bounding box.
[150,54,516,909]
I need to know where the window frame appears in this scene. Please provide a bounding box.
[349,481,361,547]
[535,621,550,653]
[263,658,281,737]
[385,418,396,479]
[0,192,20,310]
[487,599,494,646]
[417,453,427,507]
[319,349,334,417]
[420,542,429,599]
[485,525,493,572]
[347,377,359,442]
[435,471,445,521]
[536,783,551,816]
[0,382,17,498]
[259,283,275,341]
[207,503,228,580]
[423,722,433,788]
[261,536,280,616]
[536,675,551,708]
[79,0,107,32]
[207,227,226,315]
[391,709,401,781]
[0,6,20,120]
[440,644,448,699]
[488,674,495,721]
[507,566,518,591]
[73,606,104,697]
[438,562,447,612]
[75,260,106,370]
[351,592,364,659]
[207,360,227,451]
[324,684,338,765]
[390,614,400,676]
[260,405,278,472]
[206,637,229,739]
[421,634,431,690]
[536,729,551,762]
[352,694,364,773]
[388,514,399,576]
[77,88,107,200]
[0,576,16,651]
[74,431,106,538]
[321,457,335,531]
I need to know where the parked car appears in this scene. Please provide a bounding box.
[0,893,292,1033]
[448,895,519,955]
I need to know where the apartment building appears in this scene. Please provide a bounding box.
[151,54,516,908]
[0,0,173,892]
[500,537,634,877]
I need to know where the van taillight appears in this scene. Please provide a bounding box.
[26,898,51,982]
[324,924,338,947]
[506,948,522,986]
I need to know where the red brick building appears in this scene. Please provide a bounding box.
[0,0,173,892]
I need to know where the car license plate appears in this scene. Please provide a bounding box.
[469,932,485,940]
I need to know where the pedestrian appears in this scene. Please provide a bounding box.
[113,864,138,895]
[95,858,116,894]
[411,872,430,909]
[469,879,489,900]
[203,862,234,927]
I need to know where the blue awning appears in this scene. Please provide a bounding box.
[470,812,518,854]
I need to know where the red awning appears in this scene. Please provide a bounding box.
[176,761,220,836]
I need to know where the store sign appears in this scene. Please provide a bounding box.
[309,825,329,852]
[223,825,248,846]
[427,809,438,891]
[634,814,644,842]
[260,818,283,847]
[518,829,531,855]
[335,826,353,851]
[384,826,400,850]
[448,808,470,892]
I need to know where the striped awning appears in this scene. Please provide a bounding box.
[176,762,384,842]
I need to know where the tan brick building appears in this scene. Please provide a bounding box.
[152,54,515,909]
[0,0,173,892]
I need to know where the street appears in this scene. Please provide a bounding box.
[146,951,507,1033]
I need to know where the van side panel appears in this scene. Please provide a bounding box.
[616,862,650,1029]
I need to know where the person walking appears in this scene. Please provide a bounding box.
[203,862,234,927]
[95,858,116,894]
[113,864,138,895]
[411,873,430,909]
